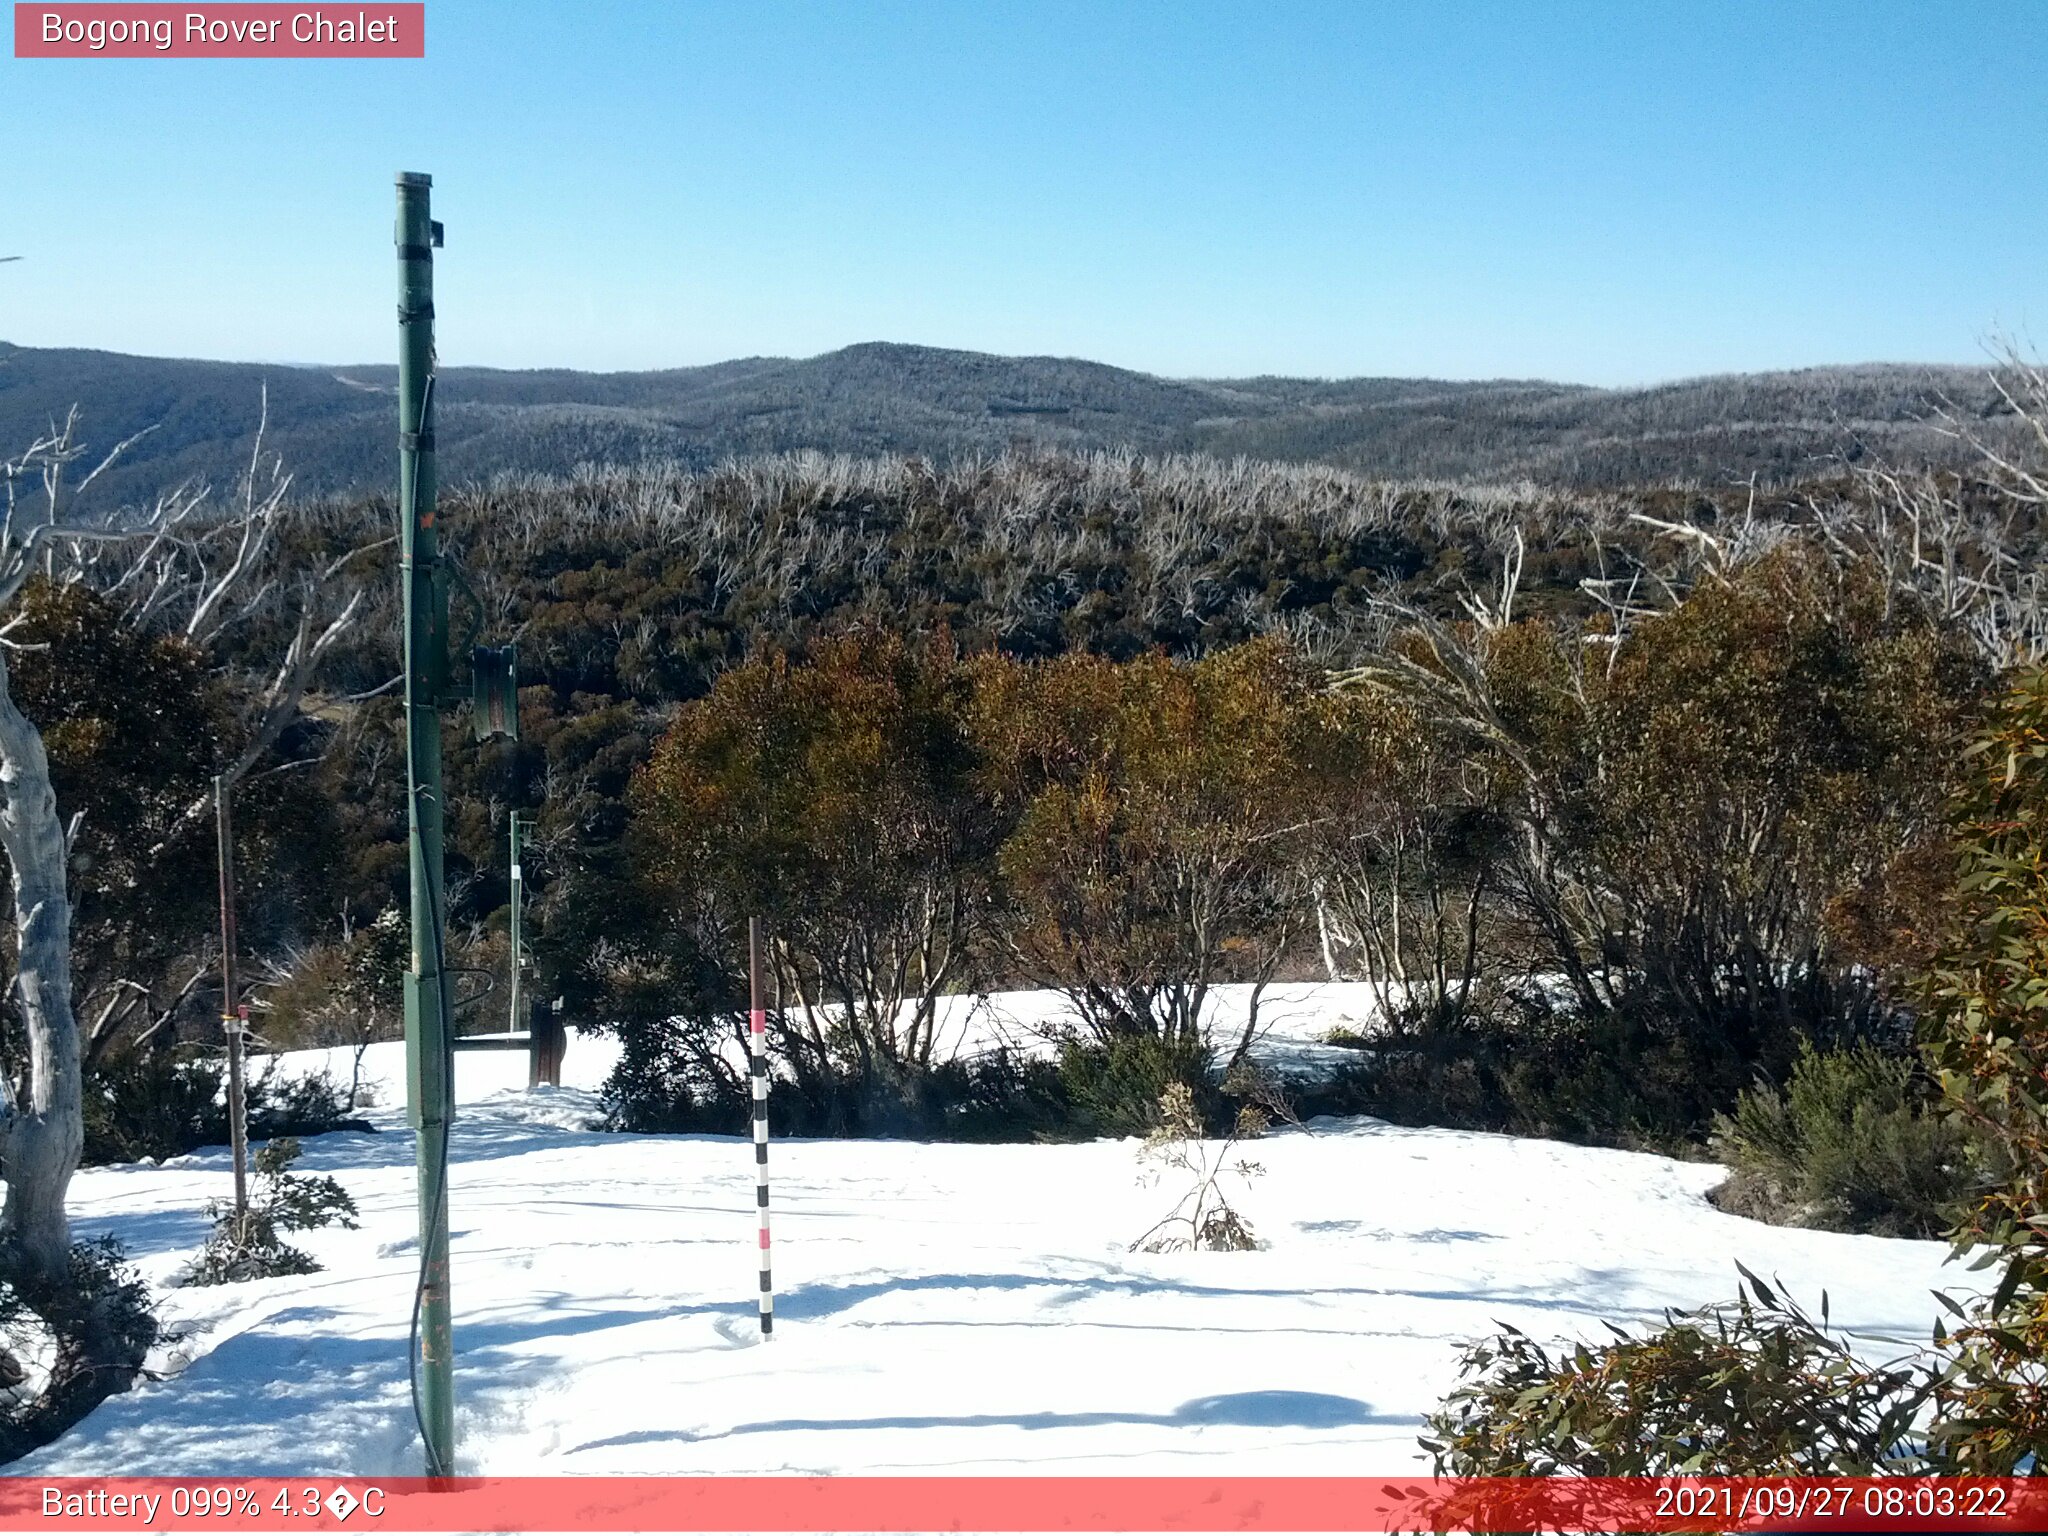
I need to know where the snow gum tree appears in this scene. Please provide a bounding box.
[976,637,1336,1064]
[1349,549,1983,1055]
[635,628,999,1130]
[1422,667,2048,1476]
[1305,684,1510,1027]
[0,413,364,1454]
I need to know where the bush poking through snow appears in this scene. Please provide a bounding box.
[1130,1084,1262,1253]
[180,1139,358,1286]
[1421,1268,1931,1475]
[1059,1032,1218,1138]
[1710,1041,1975,1238]
[0,1238,162,1464]
[84,1055,368,1167]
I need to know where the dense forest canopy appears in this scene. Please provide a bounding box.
[17,439,2006,1112]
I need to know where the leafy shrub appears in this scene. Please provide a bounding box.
[634,629,998,1130]
[1321,998,1759,1152]
[82,1051,233,1165]
[1711,1041,1976,1237]
[982,640,1331,1053]
[1419,667,2048,1479]
[250,1066,361,1140]
[1919,668,2048,1472]
[180,1138,359,1286]
[597,1011,749,1135]
[1058,1031,1219,1139]
[83,1052,368,1167]
[1422,1269,1929,1475]
[0,1237,163,1464]
[929,1048,1074,1142]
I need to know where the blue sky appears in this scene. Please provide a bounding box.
[2,1,2043,384]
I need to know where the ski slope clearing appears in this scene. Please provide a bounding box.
[20,987,1958,1478]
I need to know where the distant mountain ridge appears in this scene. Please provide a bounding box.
[0,339,2011,510]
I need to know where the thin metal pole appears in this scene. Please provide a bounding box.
[510,814,527,1085]
[397,169,456,1479]
[213,775,248,1216]
[748,917,773,1340]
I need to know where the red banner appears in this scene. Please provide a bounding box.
[13,5,424,58]
[1,1477,2046,1532]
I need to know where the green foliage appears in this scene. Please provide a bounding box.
[1048,1036,1204,1146]
[1320,999,1758,1152]
[1489,549,1977,1049]
[925,1048,1075,1143]
[9,581,223,1056]
[180,1138,359,1286]
[1422,1271,1929,1475]
[1056,1032,1219,1139]
[82,1051,232,1166]
[1711,1041,1976,1238]
[5,579,352,1064]
[633,629,996,1132]
[596,1010,749,1136]
[1419,667,2048,1480]
[1920,668,2048,1472]
[82,1052,361,1166]
[984,638,1332,1052]
[0,1237,162,1464]
[1319,548,1986,1156]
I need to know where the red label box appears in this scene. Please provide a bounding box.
[13,4,424,57]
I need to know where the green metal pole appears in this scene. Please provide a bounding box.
[396,170,456,1479]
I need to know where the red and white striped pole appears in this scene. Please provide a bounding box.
[748,916,774,1341]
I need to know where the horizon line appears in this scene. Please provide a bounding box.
[0,337,2012,398]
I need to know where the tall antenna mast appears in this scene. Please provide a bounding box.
[396,170,456,1479]
[394,169,522,1481]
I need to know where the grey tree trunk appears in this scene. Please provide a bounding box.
[0,647,81,1290]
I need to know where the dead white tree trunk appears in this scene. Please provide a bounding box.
[0,645,80,1288]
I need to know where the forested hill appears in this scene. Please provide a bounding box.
[0,338,2012,510]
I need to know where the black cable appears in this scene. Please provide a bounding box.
[406,777,455,1475]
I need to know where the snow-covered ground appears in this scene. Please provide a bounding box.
[20,986,1957,1477]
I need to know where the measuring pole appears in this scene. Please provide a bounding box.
[213,775,248,1216]
[397,170,456,1479]
[748,917,774,1340]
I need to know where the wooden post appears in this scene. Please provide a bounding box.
[214,774,249,1216]
[528,997,565,1089]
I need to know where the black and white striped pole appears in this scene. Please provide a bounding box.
[748,916,774,1340]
